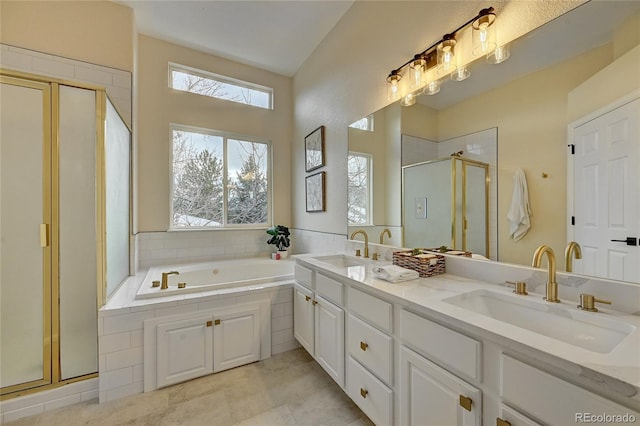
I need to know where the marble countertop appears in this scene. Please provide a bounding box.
[295,253,640,402]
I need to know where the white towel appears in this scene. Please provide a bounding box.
[507,168,532,241]
[372,265,419,283]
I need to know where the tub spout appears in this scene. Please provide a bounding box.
[161,271,179,290]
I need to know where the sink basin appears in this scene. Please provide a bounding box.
[312,254,368,268]
[443,290,635,354]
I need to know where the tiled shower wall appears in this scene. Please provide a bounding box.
[0,44,132,127]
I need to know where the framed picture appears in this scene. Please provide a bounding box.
[305,171,326,212]
[305,125,325,172]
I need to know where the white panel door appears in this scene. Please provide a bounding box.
[314,295,344,386]
[573,97,640,281]
[293,283,315,355]
[400,346,481,426]
[213,306,260,372]
[156,315,213,388]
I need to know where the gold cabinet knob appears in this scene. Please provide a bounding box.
[312,299,318,306]
[305,295,311,302]
[578,293,612,312]
[360,341,368,351]
[360,388,368,398]
[496,418,512,426]
[459,395,472,411]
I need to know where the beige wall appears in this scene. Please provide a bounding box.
[136,35,292,232]
[0,1,133,71]
[437,44,612,266]
[292,1,583,236]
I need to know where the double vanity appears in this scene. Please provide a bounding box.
[293,249,640,425]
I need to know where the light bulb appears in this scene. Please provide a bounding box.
[401,92,417,107]
[437,37,457,75]
[386,71,401,101]
[451,66,470,81]
[472,10,496,56]
[410,56,426,89]
[487,45,510,64]
[425,80,440,96]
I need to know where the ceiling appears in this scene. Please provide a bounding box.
[117,0,354,77]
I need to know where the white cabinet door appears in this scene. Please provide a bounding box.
[400,345,481,426]
[156,315,214,388]
[213,306,261,373]
[314,294,344,386]
[293,283,315,355]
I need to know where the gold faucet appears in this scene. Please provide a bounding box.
[161,271,180,290]
[564,241,582,272]
[379,228,392,244]
[350,230,369,258]
[532,245,559,303]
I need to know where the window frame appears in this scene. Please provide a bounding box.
[347,151,374,226]
[168,62,274,110]
[169,123,273,231]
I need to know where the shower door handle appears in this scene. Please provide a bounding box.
[611,237,638,246]
[40,224,50,247]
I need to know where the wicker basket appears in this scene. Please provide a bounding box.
[392,249,446,277]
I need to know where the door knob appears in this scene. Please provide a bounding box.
[611,237,638,246]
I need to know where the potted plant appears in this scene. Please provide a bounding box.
[266,225,291,258]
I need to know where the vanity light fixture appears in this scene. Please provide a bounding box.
[386,7,508,104]
[437,34,457,75]
[410,54,427,88]
[387,70,402,101]
[472,7,497,56]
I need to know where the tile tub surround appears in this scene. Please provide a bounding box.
[99,270,298,403]
[297,253,640,411]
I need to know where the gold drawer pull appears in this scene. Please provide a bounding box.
[360,388,368,398]
[305,295,311,302]
[459,395,472,411]
[496,418,511,426]
[214,319,221,325]
[312,300,318,305]
[360,341,368,351]
[40,224,49,248]
[206,321,213,327]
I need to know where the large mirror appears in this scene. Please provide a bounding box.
[347,1,640,284]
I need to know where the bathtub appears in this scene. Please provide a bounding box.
[136,257,295,299]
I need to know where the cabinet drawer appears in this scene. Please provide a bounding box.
[400,309,481,382]
[348,314,393,385]
[347,356,393,426]
[315,273,343,306]
[295,264,313,287]
[498,404,542,426]
[501,355,639,425]
[348,287,392,333]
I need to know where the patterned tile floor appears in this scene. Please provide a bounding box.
[5,349,374,426]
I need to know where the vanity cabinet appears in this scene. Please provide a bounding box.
[400,345,482,426]
[293,267,345,386]
[501,355,638,425]
[346,286,394,425]
[293,257,639,426]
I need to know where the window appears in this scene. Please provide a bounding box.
[171,125,271,229]
[348,114,374,132]
[169,63,273,110]
[347,152,372,225]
